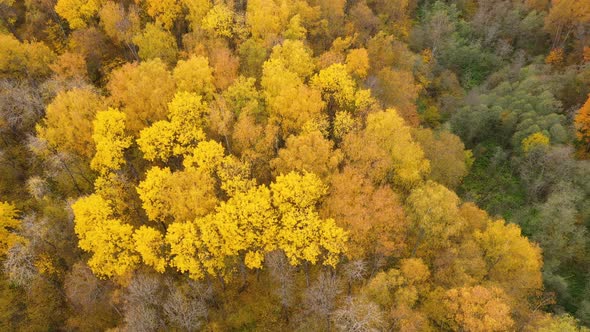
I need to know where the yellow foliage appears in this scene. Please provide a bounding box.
[137,121,177,162]
[345,108,429,188]
[271,172,347,267]
[271,130,343,180]
[0,202,24,256]
[71,195,138,277]
[136,166,217,223]
[545,48,564,66]
[132,23,178,65]
[144,0,181,30]
[475,220,543,297]
[269,40,315,79]
[55,0,101,29]
[166,221,206,279]
[261,58,325,135]
[442,286,514,332]
[133,226,167,272]
[37,88,104,159]
[575,95,590,151]
[108,59,176,133]
[407,181,463,252]
[35,253,58,276]
[346,48,370,78]
[311,63,357,110]
[91,108,132,174]
[521,132,550,153]
[201,3,235,38]
[173,56,215,96]
[0,35,55,79]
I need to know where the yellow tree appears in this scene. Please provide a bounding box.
[166,220,207,279]
[202,185,278,270]
[343,108,430,188]
[136,166,217,223]
[412,128,470,189]
[345,48,370,79]
[144,0,181,30]
[55,0,102,29]
[133,226,167,272]
[71,194,138,277]
[246,0,289,44]
[181,0,211,30]
[37,88,105,159]
[107,59,176,134]
[132,23,178,65]
[271,130,343,181]
[441,286,514,332]
[99,1,140,46]
[0,202,24,256]
[91,108,132,174]
[268,40,315,79]
[261,58,325,136]
[137,92,208,162]
[406,180,464,256]
[201,3,235,38]
[575,95,590,152]
[311,63,357,111]
[271,171,348,267]
[173,56,215,97]
[322,167,408,259]
[0,33,55,79]
[475,220,543,299]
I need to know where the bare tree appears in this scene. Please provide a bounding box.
[342,260,367,295]
[332,297,385,332]
[265,250,295,322]
[163,280,212,331]
[124,274,164,332]
[3,243,37,287]
[302,271,343,330]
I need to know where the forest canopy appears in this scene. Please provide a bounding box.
[1,0,590,331]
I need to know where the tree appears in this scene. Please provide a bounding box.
[133,226,166,273]
[544,0,590,48]
[37,87,105,159]
[0,202,23,256]
[71,194,138,277]
[137,92,208,162]
[412,128,470,189]
[173,56,215,97]
[261,58,325,136]
[373,68,421,126]
[441,286,514,332]
[91,108,132,174]
[323,167,408,259]
[575,95,590,152]
[136,166,217,223]
[55,0,101,29]
[201,3,236,38]
[475,220,543,298]
[271,130,343,181]
[99,1,140,45]
[343,108,430,188]
[311,63,357,111]
[144,0,182,30]
[271,171,348,267]
[345,48,370,79]
[406,181,464,255]
[132,23,178,65]
[268,40,315,79]
[209,43,240,90]
[108,59,176,134]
